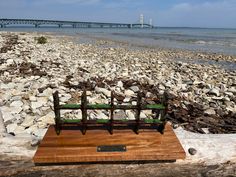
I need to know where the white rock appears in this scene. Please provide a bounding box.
[159,84,165,90]
[226,106,236,113]
[38,112,55,125]
[11,96,22,101]
[10,100,23,107]
[31,99,45,110]
[6,59,14,65]
[117,81,123,88]
[0,99,3,106]
[126,110,135,120]
[29,96,37,102]
[146,92,153,97]
[114,110,126,120]
[6,123,17,134]
[14,125,25,134]
[11,106,23,114]
[24,125,38,134]
[22,105,30,111]
[60,94,72,102]
[225,92,234,96]
[204,108,216,115]
[130,86,139,93]
[143,110,152,117]
[164,82,173,88]
[11,90,22,96]
[31,102,42,110]
[1,92,11,102]
[212,96,224,100]
[124,90,135,97]
[1,82,15,90]
[208,88,220,97]
[202,128,210,134]
[96,112,109,119]
[95,87,111,97]
[36,121,48,129]
[181,84,188,91]
[2,111,15,122]
[1,133,33,151]
[148,79,155,85]
[0,109,7,135]
[228,87,236,94]
[41,106,51,111]
[21,116,35,127]
[123,97,131,103]
[38,97,48,105]
[140,112,147,119]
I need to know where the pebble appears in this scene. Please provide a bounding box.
[126,110,135,120]
[208,88,220,97]
[96,112,109,119]
[130,86,139,93]
[37,112,55,125]
[29,96,37,102]
[95,87,111,97]
[31,138,40,147]
[21,116,35,127]
[10,100,23,107]
[125,90,135,97]
[114,110,126,120]
[228,87,236,94]
[6,123,17,134]
[31,101,44,110]
[117,81,123,88]
[188,148,197,155]
[204,108,216,115]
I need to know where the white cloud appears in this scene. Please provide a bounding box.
[46,0,100,4]
[156,0,236,28]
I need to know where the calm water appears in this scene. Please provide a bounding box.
[1,27,236,56]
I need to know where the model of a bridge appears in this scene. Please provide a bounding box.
[0,18,154,28]
[33,91,187,164]
[53,90,168,135]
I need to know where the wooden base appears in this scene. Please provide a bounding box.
[33,124,185,164]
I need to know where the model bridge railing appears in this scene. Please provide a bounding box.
[53,90,168,135]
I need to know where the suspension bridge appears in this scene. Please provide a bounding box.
[0,15,154,28]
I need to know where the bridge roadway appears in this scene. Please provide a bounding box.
[0,19,153,28]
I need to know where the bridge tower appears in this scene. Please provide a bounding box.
[35,24,39,28]
[149,18,153,28]
[140,14,144,28]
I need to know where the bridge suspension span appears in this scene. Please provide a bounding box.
[0,18,154,28]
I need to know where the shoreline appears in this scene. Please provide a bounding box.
[1,30,236,63]
[74,32,236,63]
[0,32,236,174]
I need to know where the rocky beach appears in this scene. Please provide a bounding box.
[0,31,236,176]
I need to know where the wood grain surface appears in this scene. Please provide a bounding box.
[33,123,186,164]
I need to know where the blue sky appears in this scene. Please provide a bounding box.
[0,0,236,28]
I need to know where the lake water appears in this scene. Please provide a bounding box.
[1,27,236,56]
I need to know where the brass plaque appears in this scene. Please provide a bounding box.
[97,145,126,152]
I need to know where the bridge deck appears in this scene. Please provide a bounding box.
[33,123,185,164]
[0,19,153,28]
